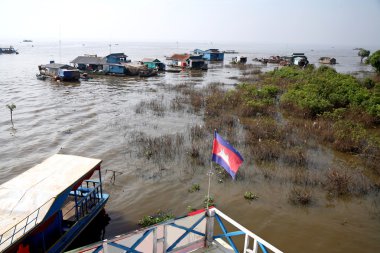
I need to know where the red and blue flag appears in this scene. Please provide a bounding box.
[212,131,244,179]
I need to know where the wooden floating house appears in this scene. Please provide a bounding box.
[70,55,106,71]
[38,61,80,81]
[193,49,224,61]
[103,53,132,75]
[167,54,208,70]
[141,58,166,71]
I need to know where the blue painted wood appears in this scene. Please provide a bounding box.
[93,245,103,253]
[166,215,206,252]
[259,242,269,253]
[130,229,153,250]
[213,230,245,239]
[108,242,141,253]
[169,223,205,237]
[214,214,239,253]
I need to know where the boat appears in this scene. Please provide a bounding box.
[23,40,33,43]
[319,57,336,65]
[0,154,109,253]
[0,46,18,54]
[69,207,283,253]
[36,74,48,80]
[223,50,239,54]
[139,68,158,77]
[231,56,248,64]
[165,68,182,73]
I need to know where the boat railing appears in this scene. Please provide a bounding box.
[68,207,282,253]
[63,180,103,222]
[0,197,54,251]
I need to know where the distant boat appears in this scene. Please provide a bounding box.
[223,50,239,54]
[23,39,33,42]
[36,74,48,80]
[319,57,337,65]
[0,46,18,54]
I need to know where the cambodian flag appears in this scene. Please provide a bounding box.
[212,131,244,179]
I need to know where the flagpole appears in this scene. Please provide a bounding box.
[206,162,212,210]
[207,130,216,210]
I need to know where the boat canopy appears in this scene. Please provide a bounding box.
[0,154,102,236]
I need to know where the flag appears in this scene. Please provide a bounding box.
[212,131,244,179]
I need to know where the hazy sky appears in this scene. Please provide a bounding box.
[1,0,379,47]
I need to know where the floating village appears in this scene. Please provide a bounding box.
[0,42,379,253]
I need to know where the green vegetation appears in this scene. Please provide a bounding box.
[358,48,370,63]
[277,66,378,118]
[288,187,312,205]
[6,103,16,127]
[244,191,259,200]
[368,50,380,73]
[138,210,174,227]
[188,183,200,193]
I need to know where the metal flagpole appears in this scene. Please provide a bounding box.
[207,130,216,210]
[206,163,212,210]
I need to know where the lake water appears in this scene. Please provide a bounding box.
[0,41,379,252]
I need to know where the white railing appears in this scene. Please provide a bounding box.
[69,207,282,253]
[212,208,283,253]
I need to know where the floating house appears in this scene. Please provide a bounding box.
[193,49,224,61]
[102,53,131,74]
[38,61,80,81]
[167,54,190,67]
[0,154,109,253]
[188,55,208,70]
[141,58,166,71]
[167,54,207,70]
[70,55,106,71]
[291,53,309,67]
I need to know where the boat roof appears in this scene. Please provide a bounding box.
[0,154,102,236]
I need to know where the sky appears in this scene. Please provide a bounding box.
[1,0,379,47]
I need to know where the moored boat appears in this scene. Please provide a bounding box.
[0,154,109,253]
[319,57,337,64]
[0,46,18,54]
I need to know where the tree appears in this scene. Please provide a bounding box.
[368,50,380,73]
[358,49,370,63]
[6,103,16,127]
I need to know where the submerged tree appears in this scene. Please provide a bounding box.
[358,48,370,63]
[368,50,380,73]
[6,103,16,127]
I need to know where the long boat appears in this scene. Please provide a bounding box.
[69,207,283,253]
[0,154,109,253]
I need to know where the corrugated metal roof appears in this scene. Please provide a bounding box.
[70,56,106,65]
[168,54,190,61]
[141,58,162,63]
[41,63,72,69]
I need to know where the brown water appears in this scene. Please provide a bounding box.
[1,41,379,252]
